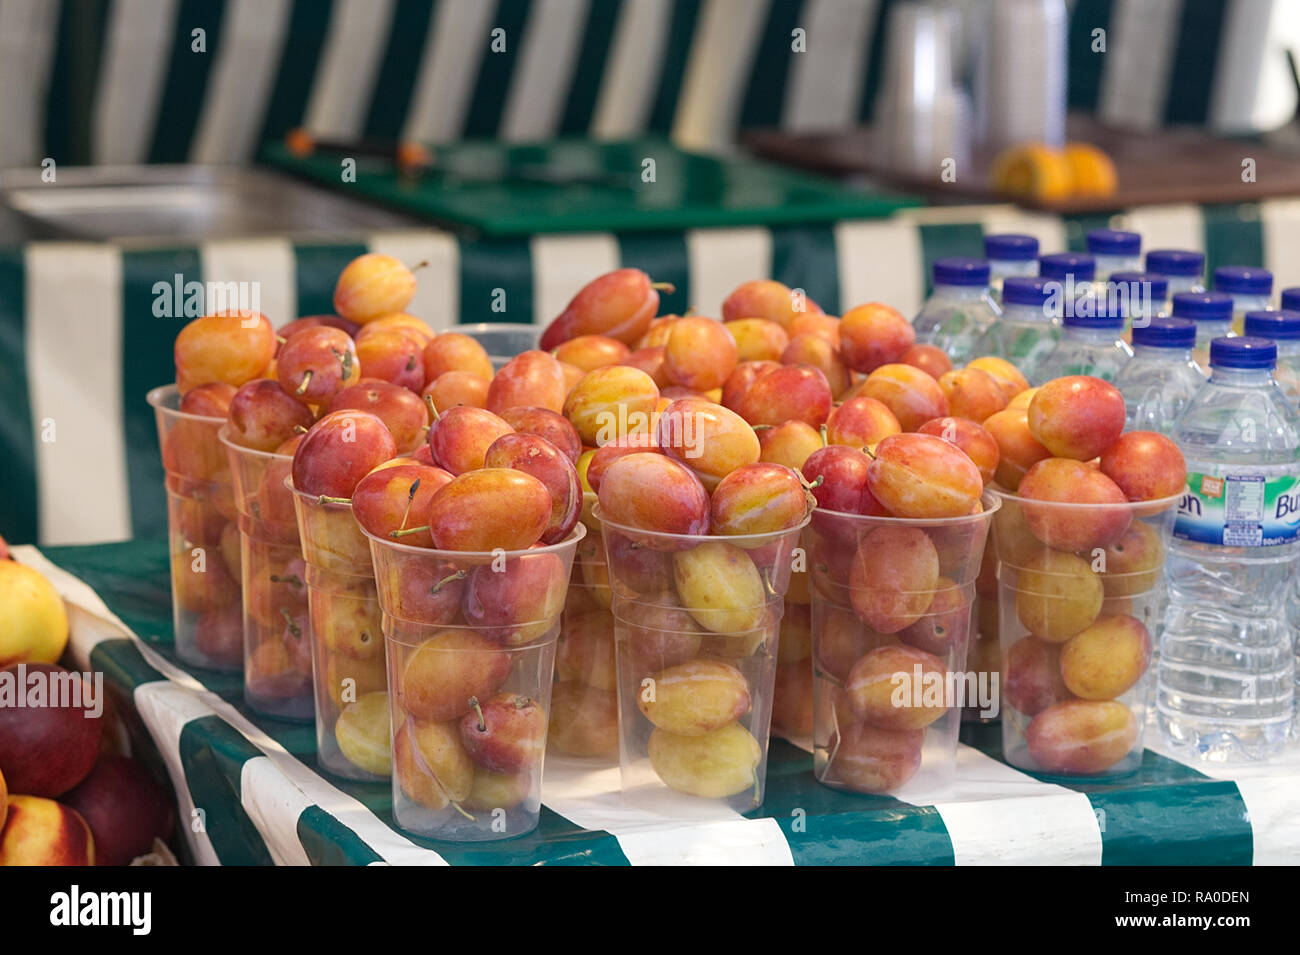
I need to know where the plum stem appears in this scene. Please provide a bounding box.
[469,696,486,733]
[818,424,828,447]
[410,259,429,273]
[429,569,467,594]
[751,424,773,431]
[801,474,824,491]
[278,607,302,638]
[861,447,876,460]
[424,394,440,421]
[295,370,313,395]
[335,347,354,380]
[269,573,304,591]
[318,495,352,505]
[397,477,421,533]
[292,424,309,434]
[390,524,430,539]
[405,353,417,372]
[275,335,288,346]
[649,281,676,294]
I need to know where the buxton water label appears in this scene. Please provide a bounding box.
[1174,471,1300,546]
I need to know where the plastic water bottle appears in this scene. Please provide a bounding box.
[1281,287,1300,313]
[1158,337,1299,762]
[1038,251,1095,302]
[1108,272,1168,334]
[1034,294,1132,382]
[1112,318,1203,434]
[1244,310,1300,400]
[1213,266,1272,334]
[984,233,1039,299]
[1172,291,1234,374]
[971,276,1059,380]
[1087,228,1142,282]
[912,257,1001,364]
[1146,249,1206,303]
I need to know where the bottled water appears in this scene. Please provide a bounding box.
[1086,228,1141,282]
[1034,293,1132,382]
[1213,266,1272,334]
[1158,337,1299,761]
[1282,288,1300,313]
[984,233,1039,300]
[971,276,1059,381]
[1039,251,1095,297]
[912,257,1001,364]
[1108,271,1168,337]
[1146,249,1206,303]
[1243,310,1300,400]
[1172,291,1234,375]
[1112,318,1204,434]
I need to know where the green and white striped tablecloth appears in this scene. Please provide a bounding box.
[19,540,1299,866]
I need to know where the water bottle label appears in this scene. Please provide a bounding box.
[1174,471,1300,546]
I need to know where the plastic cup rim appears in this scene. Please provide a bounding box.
[362,516,588,560]
[988,485,1185,512]
[591,502,812,544]
[146,382,229,424]
[811,490,1003,527]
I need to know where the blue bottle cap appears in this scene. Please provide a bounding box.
[1039,252,1096,282]
[932,257,990,286]
[984,233,1039,261]
[1243,309,1300,341]
[1064,295,1124,328]
[1213,266,1272,296]
[1001,276,1053,306]
[1108,271,1168,304]
[1210,336,1276,369]
[1145,249,1204,277]
[1171,291,1233,322]
[1086,229,1141,256]
[1131,318,1196,349]
[1280,287,1300,311]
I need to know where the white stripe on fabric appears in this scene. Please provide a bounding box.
[241,757,313,866]
[200,238,297,329]
[782,0,877,132]
[93,0,179,165]
[190,0,292,164]
[834,218,925,317]
[25,244,130,546]
[1260,199,1300,294]
[930,745,1105,865]
[402,0,497,144]
[1208,0,1288,134]
[499,0,589,142]
[672,0,770,150]
[0,0,59,167]
[367,231,461,331]
[976,206,1069,259]
[590,0,673,139]
[530,233,621,326]
[1097,0,1184,131]
[543,758,795,865]
[303,0,396,139]
[685,227,772,317]
[1121,203,1205,257]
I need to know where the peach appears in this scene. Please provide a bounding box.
[647,723,761,798]
[1059,614,1151,700]
[1004,636,1070,716]
[672,542,766,633]
[425,468,552,550]
[399,629,512,722]
[663,317,738,391]
[866,433,983,518]
[938,366,1008,423]
[1026,700,1138,774]
[845,645,948,730]
[854,363,949,432]
[657,397,759,489]
[710,462,810,535]
[825,396,901,450]
[486,350,568,415]
[564,365,660,446]
[639,659,751,735]
[758,419,824,471]
[982,408,1051,490]
[781,334,851,397]
[839,303,915,373]
[1018,458,1132,551]
[900,343,952,379]
[898,577,970,657]
[966,356,1030,402]
[0,795,94,865]
[771,660,814,736]
[826,723,924,793]
[916,416,1000,486]
[724,318,790,362]
[424,331,494,382]
[1027,376,1126,461]
[553,334,631,371]
[848,526,939,633]
[548,682,618,758]
[1099,431,1187,502]
[736,363,833,428]
[393,718,474,810]
[1014,549,1104,641]
[721,279,822,330]
[597,452,710,536]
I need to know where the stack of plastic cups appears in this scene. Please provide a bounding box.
[1214,266,1273,334]
[984,233,1040,300]
[1086,229,1141,282]
[1172,291,1234,374]
[290,483,388,780]
[991,488,1182,778]
[598,507,809,812]
[366,524,585,841]
[1145,249,1206,303]
[147,385,242,671]
[808,498,998,793]
[221,429,313,720]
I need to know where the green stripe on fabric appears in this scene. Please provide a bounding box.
[122,249,202,542]
[1202,202,1264,276]
[771,224,840,315]
[178,716,276,865]
[297,806,385,865]
[255,0,336,149]
[0,249,38,545]
[857,0,896,122]
[763,739,955,865]
[146,0,226,163]
[1164,0,1228,126]
[558,0,624,135]
[1066,0,1113,112]
[646,0,702,135]
[617,232,690,316]
[462,0,530,138]
[88,638,168,689]
[457,237,533,324]
[294,243,367,317]
[738,0,806,130]
[1063,213,1112,253]
[363,0,438,141]
[917,222,984,296]
[43,0,112,165]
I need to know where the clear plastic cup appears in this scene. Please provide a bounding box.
[596,506,810,813]
[367,524,584,841]
[147,384,242,671]
[290,482,388,780]
[964,545,1003,724]
[456,323,544,370]
[990,489,1182,778]
[771,532,814,739]
[221,428,313,721]
[808,496,998,794]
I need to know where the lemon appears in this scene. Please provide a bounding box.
[0,562,69,667]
